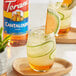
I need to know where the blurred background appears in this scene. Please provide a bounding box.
[0,0,76,28]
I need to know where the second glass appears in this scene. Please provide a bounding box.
[48,2,72,35]
[27,27,56,72]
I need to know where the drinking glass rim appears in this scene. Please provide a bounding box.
[27,26,55,37]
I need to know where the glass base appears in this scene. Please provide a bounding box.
[58,27,70,36]
[33,68,48,72]
[29,63,53,72]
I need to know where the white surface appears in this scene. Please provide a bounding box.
[0,3,76,76]
[29,3,48,28]
[29,0,63,3]
[7,44,76,76]
[4,3,76,76]
[29,0,49,3]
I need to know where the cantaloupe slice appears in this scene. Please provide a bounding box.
[45,9,60,34]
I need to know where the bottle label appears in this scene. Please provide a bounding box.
[4,0,28,35]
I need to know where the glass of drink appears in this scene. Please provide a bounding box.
[27,27,56,72]
[48,2,72,35]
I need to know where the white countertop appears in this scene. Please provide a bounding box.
[0,3,76,76]
[7,44,76,76]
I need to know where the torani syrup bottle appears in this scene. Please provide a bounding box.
[3,0,29,47]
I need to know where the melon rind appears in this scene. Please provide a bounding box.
[27,41,54,58]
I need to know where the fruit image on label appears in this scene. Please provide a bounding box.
[11,11,24,21]
[3,0,29,46]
